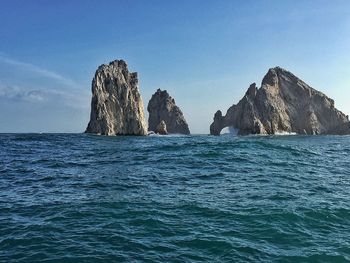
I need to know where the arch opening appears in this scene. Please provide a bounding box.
[220,126,239,136]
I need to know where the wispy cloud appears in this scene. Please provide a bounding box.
[0,84,90,110]
[0,55,78,88]
[0,54,90,110]
[0,85,46,102]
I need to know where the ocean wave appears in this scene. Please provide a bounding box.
[1,134,350,262]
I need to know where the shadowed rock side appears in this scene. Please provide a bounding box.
[210,67,350,135]
[85,60,147,135]
[147,89,190,134]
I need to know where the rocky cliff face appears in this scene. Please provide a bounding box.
[147,89,190,134]
[85,60,147,135]
[210,67,350,135]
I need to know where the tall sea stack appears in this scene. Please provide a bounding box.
[210,67,350,135]
[147,89,190,134]
[85,60,147,136]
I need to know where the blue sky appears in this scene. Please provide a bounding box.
[0,0,349,133]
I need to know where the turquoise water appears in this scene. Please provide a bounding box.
[1,134,350,262]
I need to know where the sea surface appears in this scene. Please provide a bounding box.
[1,133,350,262]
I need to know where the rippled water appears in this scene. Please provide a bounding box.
[1,133,350,262]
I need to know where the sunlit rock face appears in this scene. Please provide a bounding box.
[156,120,168,135]
[210,67,350,136]
[147,89,190,134]
[85,60,147,136]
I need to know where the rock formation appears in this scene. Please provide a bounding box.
[156,120,168,135]
[85,60,147,135]
[147,89,190,134]
[210,67,350,135]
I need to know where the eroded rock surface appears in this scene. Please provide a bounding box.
[210,67,350,135]
[147,89,190,134]
[86,60,147,135]
[156,120,168,135]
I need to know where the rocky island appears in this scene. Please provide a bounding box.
[210,67,350,135]
[147,89,190,134]
[85,60,147,136]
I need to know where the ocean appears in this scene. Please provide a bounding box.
[1,133,350,262]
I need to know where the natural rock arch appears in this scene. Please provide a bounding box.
[210,67,350,136]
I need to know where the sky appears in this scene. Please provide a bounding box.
[0,0,350,134]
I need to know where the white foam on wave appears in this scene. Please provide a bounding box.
[147,131,188,137]
[221,126,239,136]
[274,131,298,136]
[165,133,189,137]
[220,127,298,136]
